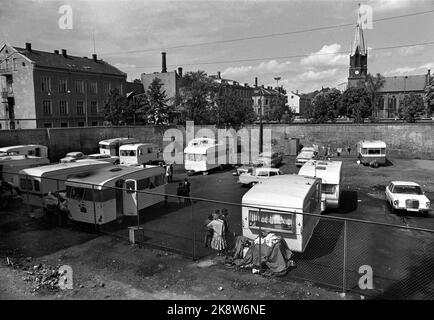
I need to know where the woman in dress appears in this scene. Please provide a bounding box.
[207,212,226,256]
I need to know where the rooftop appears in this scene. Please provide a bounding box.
[379,74,429,93]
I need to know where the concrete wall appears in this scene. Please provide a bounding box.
[0,123,432,161]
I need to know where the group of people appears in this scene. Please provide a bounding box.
[159,162,174,183]
[176,178,191,204]
[204,208,231,256]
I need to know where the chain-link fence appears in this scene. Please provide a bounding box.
[2,170,434,300]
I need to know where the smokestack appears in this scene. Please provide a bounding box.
[92,54,97,62]
[25,43,32,52]
[54,50,59,54]
[161,52,167,73]
[61,49,67,57]
[217,71,221,79]
[255,77,258,87]
[178,67,183,77]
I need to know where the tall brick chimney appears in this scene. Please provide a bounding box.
[161,52,167,73]
[25,43,32,52]
[61,49,67,57]
[217,71,221,79]
[92,54,97,62]
[255,77,258,87]
[178,67,183,77]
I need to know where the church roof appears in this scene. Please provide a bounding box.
[351,7,367,56]
[379,75,428,93]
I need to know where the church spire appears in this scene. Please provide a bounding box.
[351,3,367,56]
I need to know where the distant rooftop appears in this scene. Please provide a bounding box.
[379,74,429,93]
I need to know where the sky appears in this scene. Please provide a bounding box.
[1,0,433,93]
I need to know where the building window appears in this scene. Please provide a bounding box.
[75,80,85,93]
[41,77,51,92]
[90,81,98,94]
[59,79,68,93]
[103,82,111,94]
[59,100,68,114]
[42,100,52,115]
[90,101,98,113]
[44,123,52,128]
[13,58,17,71]
[61,122,68,128]
[78,122,85,127]
[76,101,85,115]
[91,121,98,126]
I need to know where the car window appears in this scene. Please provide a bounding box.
[269,171,278,176]
[257,171,268,177]
[393,185,423,195]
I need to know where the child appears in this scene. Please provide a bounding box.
[204,214,214,248]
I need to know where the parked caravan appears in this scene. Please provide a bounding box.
[119,143,160,166]
[0,145,48,158]
[99,138,139,156]
[298,160,343,210]
[357,140,387,165]
[18,161,111,207]
[184,138,231,175]
[65,165,166,225]
[241,174,322,252]
[0,155,50,189]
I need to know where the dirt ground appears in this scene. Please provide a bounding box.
[1,155,433,300]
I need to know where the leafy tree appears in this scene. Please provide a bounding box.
[213,88,256,126]
[281,108,295,123]
[139,78,172,125]
[425,80,434,117]
[359,73,385,117]
[309,88,341,123]
[175,71,217,124]
[398,93,425,122]
[340,87,372,123]
[103,88,129,125]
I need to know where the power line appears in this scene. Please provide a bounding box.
[101,8,434,56]
[121,40,434,70]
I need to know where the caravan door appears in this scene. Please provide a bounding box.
[123,179,137,216]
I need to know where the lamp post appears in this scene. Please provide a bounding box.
[85,80,89,127]
[259,97,263,154]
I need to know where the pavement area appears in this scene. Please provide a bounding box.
[1,154,434,299]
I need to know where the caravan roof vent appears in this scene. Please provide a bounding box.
[110,167,123,172]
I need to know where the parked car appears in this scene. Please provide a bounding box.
[295,149,315,167]
[84,153,120,165]
[252,151,283,168]
[238,167,284,186]
[60,152,87,163]
[385,181,430,215]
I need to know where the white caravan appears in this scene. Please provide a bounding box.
[18,161,111,207]
[0,155,50,189]
[65,165,166,225]
[298,160,343,210]
[119,143,160,166]
[357,140,387,165]
[241,174,322,252]
[99,138,139,156]
[184,138,231,174]
[0,145,48,158]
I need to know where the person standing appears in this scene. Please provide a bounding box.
[220,208,232,251]
[207,212,226,256]
[165,164,173,183]
[183,178,191,204]
[204,214,214,248]
[176,183,185,204]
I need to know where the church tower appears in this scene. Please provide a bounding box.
[348,5,368,88]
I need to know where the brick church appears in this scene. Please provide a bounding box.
[347,12,432,119]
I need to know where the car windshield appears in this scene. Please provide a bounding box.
[298,152,312,158]
[393,185,423,195]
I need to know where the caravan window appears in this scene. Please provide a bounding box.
[67,187,94,201]
[125,180,136,193]
[33,180,40,192]
[120,150,128,157]
[269,171,278,177]
[137,178,150,189]
[367,149,381,155]
[154,174,165,186]
[248,209,295,233]
[138,148,144,156]
[322,184,336,195]
[20,178,33,191]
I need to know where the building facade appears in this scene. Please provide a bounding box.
[0,43,127,130]
[252,85,287,119]
[211,72,254,109]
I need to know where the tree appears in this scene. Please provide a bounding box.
[359,73,385,117]
[398,93,425,122]
[103,88,129,125]
[175,71,217,124]
[213,88,256,126]
[340,87,372,123]
[425,80,434,117]
[138,78,172,125]
[309,88,341,123]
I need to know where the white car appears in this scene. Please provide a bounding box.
[296,150,315,167]
[252,152,283,168]
[60,152,87,163]
[385,181,430,215]
[238,167,284,186]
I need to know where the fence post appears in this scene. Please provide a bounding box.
[258,208,262,273]
[136,189,140,229]
[92,184,97,233]
[191,199,196,261]
[342,219,348,296]
[57,179,61,226]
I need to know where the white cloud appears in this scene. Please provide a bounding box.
[367,0,417,12]
[114,63,136,70]
[399,45,425,57]
[384,62,434,76]
[300,44,347,69]
[296,69,339,81]
[222,60,292,78]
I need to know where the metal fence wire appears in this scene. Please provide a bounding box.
[3,171,434,300]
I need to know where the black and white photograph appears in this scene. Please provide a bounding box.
[0,0,434,308]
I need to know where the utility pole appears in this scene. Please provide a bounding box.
[259,97,263,154]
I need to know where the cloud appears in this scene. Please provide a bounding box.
[297,68,339,81]
[399,45,425,57]
[300,44,347,69]
[114,63,136,70]
[367,0,418,12]
[384,62,434,75]
[221,60,292,78]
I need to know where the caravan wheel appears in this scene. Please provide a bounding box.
[203,171,209,176]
